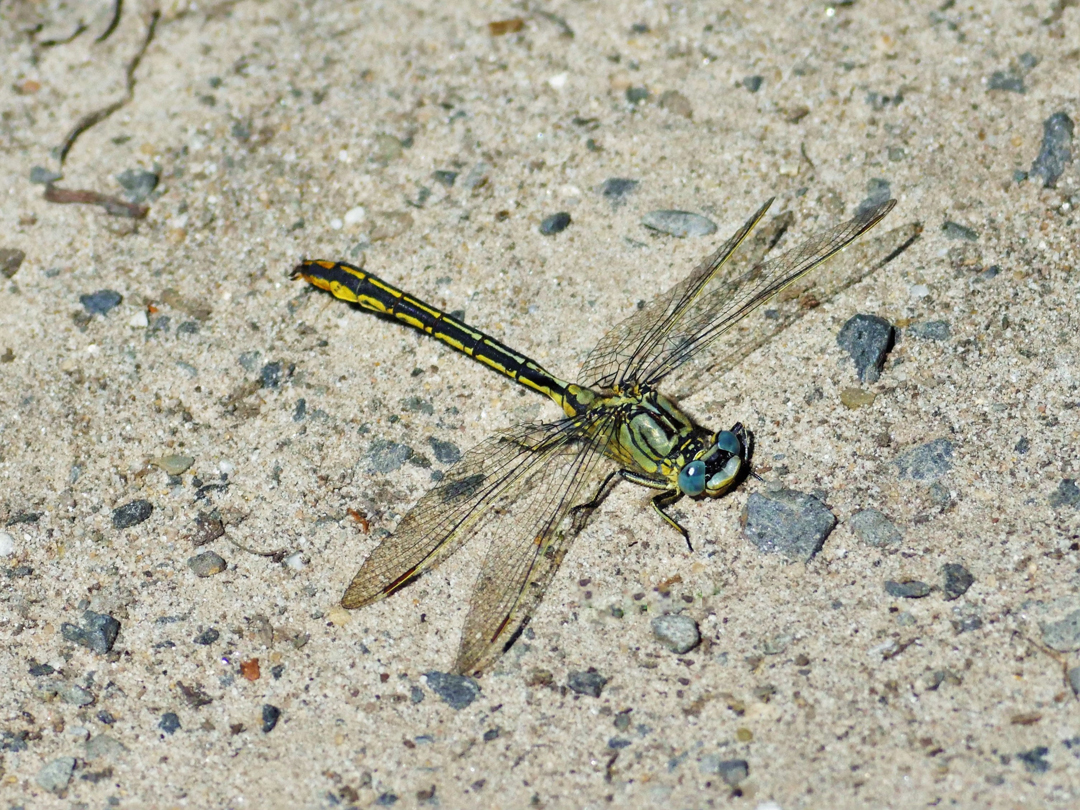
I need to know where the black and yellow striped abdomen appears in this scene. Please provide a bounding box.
[293,260,588,415]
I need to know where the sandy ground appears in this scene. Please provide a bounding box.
[2,0,1079,807]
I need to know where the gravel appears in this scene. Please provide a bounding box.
[80,289,124,315]
[641,210,717,238]
[188,550,227,577]
[1029,112,1074,188]
[885,580,931,598]
[942,563,974,600]
[837,314,896,383]
[849,508,903,547]
[423,671,480,709]
[651,613,701,653]
[893,439,954,481]
[567,669,608,698]
[36,756,76,793]
[61,610,121,654]
[112,499,153,529]
[539,211,572,235]
[743,489,836,561]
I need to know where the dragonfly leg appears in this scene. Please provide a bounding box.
[651,489,693,552]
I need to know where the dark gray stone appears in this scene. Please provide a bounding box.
[188,551,227,577]
[428,437,461,466]
[260,361,283,389]
[1049,479,1080,508]
[29,165,63,185]
[80,289,124,315]
[625,87,649,104]
[36,756,75,793]
[116,168,159,203]
[942,563,974,600]
[367,439,415,473]
[292,398,307,422]
[193,628,220,646]
[641,210,717,238]
[85,733,127,759]
[885,579,931,598]
[651,614,701,653]
[112,499,153,529]
[743,489,836,561]
[159,712,181,734]
[837,313,895,383]
[941,221,979,241]
[907,320,951,341]
[1041,609,1080,652]
[61,610,120,654]
[717,759,749,787]
[567,669,608,698]
[1029,112,1073,188]
[987,70,1024,93]
[1017,747,1050,774]
[600,178,638,204]
[893,438,954,481]
[376,794,399,806]
[1068,667,1080,698]
[432,170,457,187]
[742,75,763,93]
[0,247,25,279]
[41,681,94,706]
[608,736,632,749]
[849,508,902,547]
[539,211,572,235]
[261,704,281,732]
[423,671,480,709]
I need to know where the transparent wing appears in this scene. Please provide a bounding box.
[580,198,774,389]
[342,412,616,676]
[669,219,923,398]
[453,414,616,675]
[581,199,896,389]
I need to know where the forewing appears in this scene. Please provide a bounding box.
[580,198,774,390]
[451,414,617,675]
[633,199,897,385]
[668,218,922,398]
[342,417,603,609]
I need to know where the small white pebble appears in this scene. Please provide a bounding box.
[548,72,568,89]
[129,311,149,328]
[909,283,930,299]
[218,459,236,476]
[0,531,15,556]
[343,206,366,225]
[330,218,343,230]
[283,551,305,570]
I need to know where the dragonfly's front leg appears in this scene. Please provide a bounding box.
[650,488,693,551]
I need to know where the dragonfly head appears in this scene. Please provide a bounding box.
[676,424,747,498]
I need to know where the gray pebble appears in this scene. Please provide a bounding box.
[112,499,153,529]
[849,508,903,547]
[1049,479,1080,508]
[193,628,220,645]
[1068,667,1080,698]
[651,613,701,653]
[625,87,650,104]
[410,685,425,704]
[1017,746,1050,774]
[0,247,26,279]
[942,563,974,600]
[699,756,749,787]
[41,680,94,706]
[599,177,638,204]
[658,89,693,119]
[987,70,1024,93]
[29,165,63,185]
[837,313,895,383]
[1040,609,1080,652]
[367,438,415,473]
[742,75,763,93]
[376,793,399,806]
[885,579,931,598]
[293,398,307,422]
[80,289,124,316]
[36,756,76,793]
[894,438,954,482]
[154,454,194,475]
[856,178,892,217]
[743,489,836,561]
[423,671,480,709]
[262,704,281,732]
[641,210,717,238]
[608,736,632,749]
[85,734,127,760]
[1029,112,1074,189]
[567,669,608,698]
[907,320,951,341]
[159,712,181,734]
[61,610,120,654]
[941,221,979,241]
[539,211,572,235]
[432,170,457,187]
[188,551,227,577]
[260,360,283,388]
[116,168,159,203]
[428,437,461,465]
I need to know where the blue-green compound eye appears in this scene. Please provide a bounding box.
[715,430,742,456]
[678,459,707,496]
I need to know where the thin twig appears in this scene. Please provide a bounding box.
[40,21,88,47]
[96,0,124,43]
[43,185,148,218]
[57,10,159,165]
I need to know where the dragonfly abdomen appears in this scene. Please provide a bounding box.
[294,260,576,408]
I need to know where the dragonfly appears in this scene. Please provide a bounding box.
[293,196,896,675]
